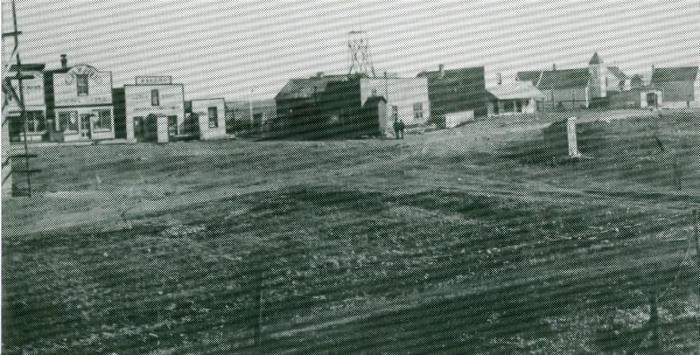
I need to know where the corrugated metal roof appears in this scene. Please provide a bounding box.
[487,82,545,100]
[651,66,698,83]
[537,68,590,89]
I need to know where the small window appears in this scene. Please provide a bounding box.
[76,74,89,96]
[413,102,423,120]
[151,89,160,106]
[94,110,112,130]
[24,111,45,132]
[208,107,218,128]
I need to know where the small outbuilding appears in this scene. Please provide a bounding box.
[650,66,699,108]
[188,98,227,140]
[486,82,545,117]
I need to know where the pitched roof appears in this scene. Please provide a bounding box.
[275,75,348,100]
[589,52,602,65]
[416,66,484,81]
[607,66,627,80]
[651,66,699,83]
[8,63,45,71]
[487,82,545,100]
[516,71,542,84]
[537,68,590,89]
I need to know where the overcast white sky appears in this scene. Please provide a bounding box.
[2,0,699,100]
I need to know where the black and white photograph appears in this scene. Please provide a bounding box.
[1,0,699,353]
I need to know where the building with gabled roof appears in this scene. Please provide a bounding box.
[650,66,699,108]
[515,71,541,85]
[515,53,610,109]
[274,73,349,135]
[606,66,630,92]
[416,64,486,123]
[486,81,545,116]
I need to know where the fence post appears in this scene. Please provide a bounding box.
[254,267,263,348]
[693,209,700,344]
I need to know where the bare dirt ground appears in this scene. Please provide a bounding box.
[2,109,699,353]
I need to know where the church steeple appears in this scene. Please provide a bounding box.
[588,52,607,98]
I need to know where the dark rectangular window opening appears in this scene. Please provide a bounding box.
[208,107,218,128]
[151,89,160,106]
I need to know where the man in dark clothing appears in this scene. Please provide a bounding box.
[393,119,401,140]
[398,120,406,139]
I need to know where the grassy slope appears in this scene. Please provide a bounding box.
[2,110,700,354]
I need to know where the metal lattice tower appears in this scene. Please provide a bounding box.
[347,31,376,78]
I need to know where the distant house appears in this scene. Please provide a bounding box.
[537,68,593,109]
[5,63,46,142]
[606,66,629,92]
[274,73,349,136]
[650,66,699,108]
[46,55,115,142]
[319,76,430,137]
[188,98,227,140]
[486,81,545,116]
[515,71,542,85]
[516,52,610,110]
[416,65,487,123]
[608,87,663,109]
[630,74,645,89]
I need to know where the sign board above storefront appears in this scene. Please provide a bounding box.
[135,76,173,85]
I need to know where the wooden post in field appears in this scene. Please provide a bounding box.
[693,209,700,344]
[649,290,660,352]
[254,267,263,348]
[566,117,581,158]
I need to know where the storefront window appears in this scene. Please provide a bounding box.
[25,111,45,132]
[208,107,218,128]
[94,110,112,130]
[58,111,79,132]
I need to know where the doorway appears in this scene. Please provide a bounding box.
[167,115,178,137]
[646,92,658,108]
[80,114,92,139]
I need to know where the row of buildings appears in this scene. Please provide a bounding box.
[272,52,700,138]
[6,53,700,142]
[6,55,239,143]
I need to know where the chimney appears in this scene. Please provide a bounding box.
[438,64,445,78]
[60,54,67,69]
[552,63,557,71]
[497,73,502,85]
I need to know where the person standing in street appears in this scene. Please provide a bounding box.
[393,119,401,140]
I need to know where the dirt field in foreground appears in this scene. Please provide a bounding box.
[3,110,700,353]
